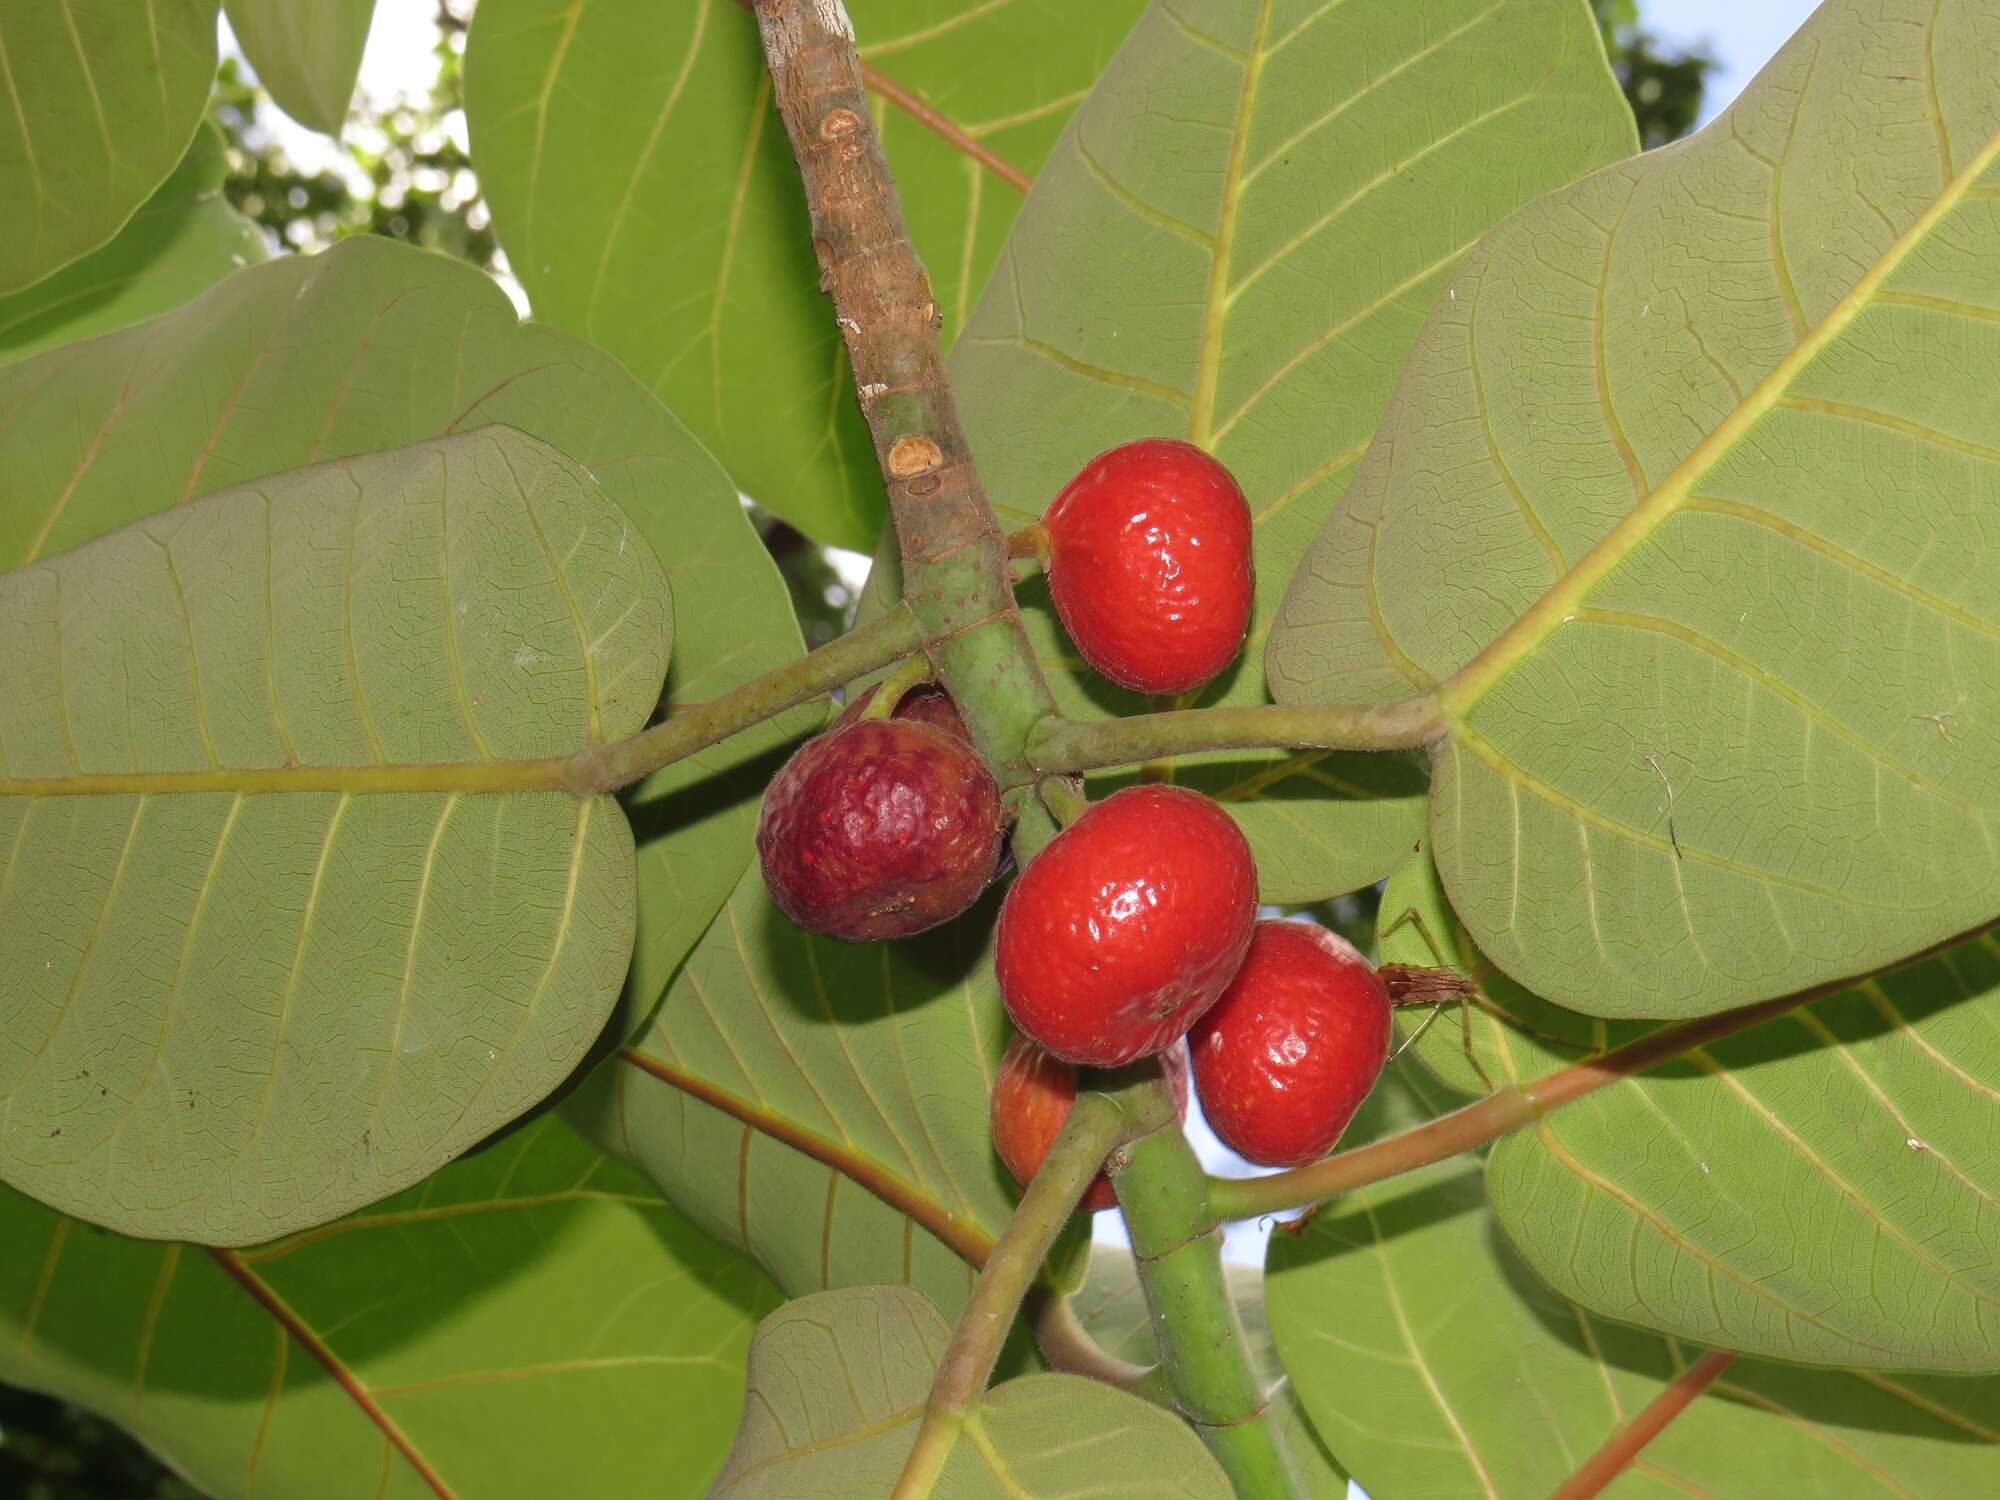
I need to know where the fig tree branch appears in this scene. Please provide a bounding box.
[1209,917,2000,1221]
[749,0,1063,834]
[562,601,921,794]
[891,1091,1127,1499]
[1024,696,1446,772]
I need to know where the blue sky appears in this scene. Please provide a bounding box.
[1660,0,1821,123]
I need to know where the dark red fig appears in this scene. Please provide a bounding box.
[990,1034,1189,1213]
[1190,920,1391,1168]
[838,680,972,743]
[995,784,1257,1067]
[757,716,1004,941]
[1042,439,1253,696]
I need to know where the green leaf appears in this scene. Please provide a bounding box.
[222,0,376,136]
[1379,847,1644,1096]
[0,1113,780,1497]
[463,0,1144,550]
[1382,847,2000,1371]
[0,0,220,296]
[0,232,802,1064]
[943,0,1636,903]
[1489,925,2000,1372]
[0,123,266,364]
[0,428,666,1245]
[1270,0,2000,1018]
[710,1285,1232,1498]
[568,870,1056,1321]
[1268,1069,2000,1499]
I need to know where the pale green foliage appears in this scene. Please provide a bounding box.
[463,0,1144,550]
[0,430,666,1243]
[944,0,1637,904]
[567,870,1066,1323]
[0,233,803,1069]
[710,1285,1230,1497]
[0,0,218,296]
[222,0,375,136]
[0,1116,779,1497]
[1271,0,2000,1018]
[0,125,267,363]
[1268,1071,2000,1498]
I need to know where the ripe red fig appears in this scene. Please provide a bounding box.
[1189,920,1391,1168]
[1041,438,1253,696]
[990,1034,1190,1213]
[995,784,1256,1067]
[757,715,1004,941]
[838,680,972,743]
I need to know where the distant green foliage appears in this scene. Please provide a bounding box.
[1593,0,1715,146]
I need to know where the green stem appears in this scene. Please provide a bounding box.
[752,0,1061,793]
[561,603,921,794]
[892,1092,1126,1499]
[1111,1105,1305,1498]
[1027,1289,1165,1402]
[1036,776,1089,829]
[1026,697,1446,774]
[858,648,934,719]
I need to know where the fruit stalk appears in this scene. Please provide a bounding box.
[891,1090,1128,1499]
[749,0,1062,819]
[1025,696,1446,773]
[1110,1112,1306,1499]
[562,600,922,794]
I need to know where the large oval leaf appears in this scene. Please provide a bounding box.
[0,0,219,296]
[1267,1068,2000,1498]
[464,0,1144,550]
[568,871,1048,1323]
[0,1114,779,1497]
[0,123,266,365]
[0,428,666,1244]
[710,1285,1231,1498]
[1271,0,2000,1017]
[0,234,803,1070]
[944,0,1637,903]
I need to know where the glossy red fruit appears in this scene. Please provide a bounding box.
[991,1035,1190,1212]
[1042,438,1253,695]
[995,784,1256,1067]
[1190,921,1391,1168]
[757,717,1004,941]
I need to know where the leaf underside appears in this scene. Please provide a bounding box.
[939,0,1637,903]
[1268,1071,2000,1500]
[0,0,218,297]
[0,232,805,1077]
[570,869,1048,1324]
[710,1286,1231,1498]
[0,123,268,365]
[0,1114,779,1499]
[1382,848,2000,1372]
[0,429,668,1245]
[222,0,375,137]
[465,0,1143,550]
[1272,0,2000,1018]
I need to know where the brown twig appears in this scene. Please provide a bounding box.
[1549,1350,1736,1500]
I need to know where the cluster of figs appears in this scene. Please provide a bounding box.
[757,439,1392,1204]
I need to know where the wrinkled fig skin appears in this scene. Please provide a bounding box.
[757,717,1005,942]
[995,785,1258,1067]
[990,1034,1189,1213]
[1191,921,1391,1168]
[1044,438,1254,696]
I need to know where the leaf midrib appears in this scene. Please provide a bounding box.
[0,757,573,798]
[1434,122,2000,721]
